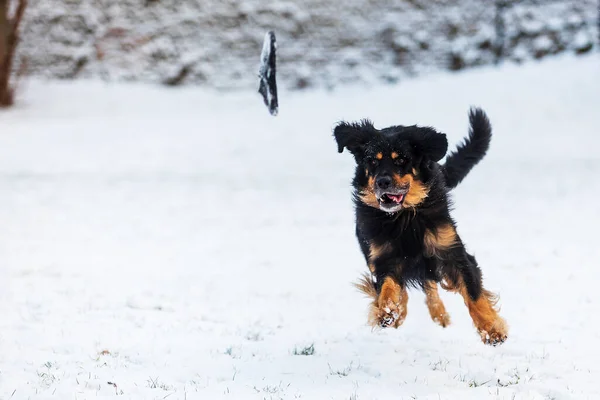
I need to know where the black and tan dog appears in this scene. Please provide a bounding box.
[333,108,507,345]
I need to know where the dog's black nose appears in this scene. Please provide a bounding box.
[376,175,392,190]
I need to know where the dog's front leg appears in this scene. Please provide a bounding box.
[368,275,408,329]
[366,243,407,328]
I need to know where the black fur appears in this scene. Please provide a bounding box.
[443,108,492,189]
[334,107,500,332]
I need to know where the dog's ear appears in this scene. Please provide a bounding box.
[411,127,448,162]
[333,120,373,157]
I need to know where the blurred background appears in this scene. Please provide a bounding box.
[6,0,598,91]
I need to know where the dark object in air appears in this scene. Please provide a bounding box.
[258,31,278,116]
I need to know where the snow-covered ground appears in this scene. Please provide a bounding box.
[1,55,599,399]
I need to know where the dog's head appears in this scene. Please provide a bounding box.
[334,120,447,213]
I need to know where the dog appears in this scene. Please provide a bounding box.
[333,107,508,345]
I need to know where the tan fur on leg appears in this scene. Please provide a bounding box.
[444,278,508,345]
[424,281,451,328]
[365,277,408,328]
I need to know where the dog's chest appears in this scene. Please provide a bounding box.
[388,219,426,258]
[363,213,428,258]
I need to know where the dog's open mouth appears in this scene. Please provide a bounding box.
[380,193,404,205]
[376,189,408,212]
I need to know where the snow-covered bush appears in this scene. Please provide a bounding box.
[14,0,598,91]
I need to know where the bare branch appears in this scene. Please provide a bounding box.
[11,0,26,34]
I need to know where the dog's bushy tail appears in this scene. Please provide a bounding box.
[354,273,377,301]
[443,107,492,189]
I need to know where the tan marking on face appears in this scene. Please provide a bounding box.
[405,178,428,208]
[376,152,383,160]
[392,173,411,188]
[369,242,392,262]
[424,224,457,257]
[359,176,379,208]
[412,168,418,175]
[391,173,429,208]
[391,152,399,159]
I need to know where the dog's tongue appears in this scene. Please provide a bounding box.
[388,194,403,203]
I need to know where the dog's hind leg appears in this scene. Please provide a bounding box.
[457,278,508,346]
[427,225,508,346]
[424,281,451,328]
[442,248,508,346]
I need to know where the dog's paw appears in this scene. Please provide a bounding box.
[367,276,407,329]
[478,318,508,346]
[479,329,507,346]
[369,299,406,329]
[431,312,451,328]
[379,303,401,328]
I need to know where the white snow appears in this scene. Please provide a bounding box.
[533,35,556,54]
[574,30,593,51]
[1,54,599,399]
[17,0,597,89]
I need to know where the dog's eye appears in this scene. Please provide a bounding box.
[395,158,406,165]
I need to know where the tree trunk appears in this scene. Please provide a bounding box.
[0,0,27,107]
[0,0,11,106]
